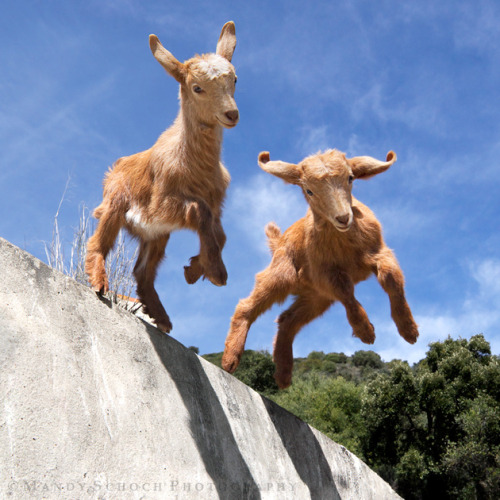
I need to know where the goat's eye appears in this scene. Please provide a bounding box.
[306,189,314,196]
[234,75,238,85]
[348,175,354,184]
[193,85,203,94]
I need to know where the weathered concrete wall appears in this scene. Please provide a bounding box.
[0,238,400,500]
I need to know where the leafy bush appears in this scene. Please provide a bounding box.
[362,335,500,499]
[203,350,278,395]
[271,373,364,456]
[325,352,348,364]
[352,350,384,369]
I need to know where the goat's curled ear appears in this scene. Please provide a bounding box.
[149,34,186,83]
[258,152,302,185]
[349,150,397,180]
[216,21,237,62]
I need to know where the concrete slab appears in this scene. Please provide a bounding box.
[0,238,400,499]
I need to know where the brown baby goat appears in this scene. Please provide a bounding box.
[222,149,419,388]
[85,22,238,332]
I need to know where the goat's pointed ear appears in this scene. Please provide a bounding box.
[149,34,185,83]
[216,21,237,62]
[349,151,397,180]
[258,152,302,185]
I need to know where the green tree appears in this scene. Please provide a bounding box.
[322,360,337,374]
[352,350,384,369]
[361,361,422,487]
[202,350,278,395]
[271,374,364,456]
[361,335,500,499]
[442,394,500,498]
[235,350,278,395]
[308,350,325,360]
[324,352,348,364]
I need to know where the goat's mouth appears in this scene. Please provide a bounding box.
[216,115,239,128]
[330,218,353,232]
[334,223,352,233]
[217,118,238,128]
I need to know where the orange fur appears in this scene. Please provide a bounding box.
[85,22,239,332]
[222,149,419,388]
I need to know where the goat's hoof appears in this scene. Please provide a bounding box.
[275,371,292,390]
[184,256,204,284]
[207,276,227,287]
[142,305,172,333]
[184,264,203,285]
[221,352,240,373]
[354,322,376,344]
[90,278,108,295]
[156,318,173,333]
[205,264,228,287]
[400,322,419,344]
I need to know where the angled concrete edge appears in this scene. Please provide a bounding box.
[0,238,400,499]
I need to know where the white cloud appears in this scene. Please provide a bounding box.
[297,125,330,156]
[350,80,448,137]
[369,201,432,241]
[469,259,500,300]
[227,173,307,255]
[374,315,459,364]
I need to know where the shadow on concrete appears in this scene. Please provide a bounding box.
[146,327,261,500]
[261,396,341,499]
[96,294,113,308]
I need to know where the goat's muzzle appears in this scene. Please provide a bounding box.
[333,212,353,232]
[220,108,239,128]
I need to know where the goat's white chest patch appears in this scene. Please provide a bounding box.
[197,54,232,80]
[126,206,179,239]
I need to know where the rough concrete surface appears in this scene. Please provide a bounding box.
[0,238,401,500]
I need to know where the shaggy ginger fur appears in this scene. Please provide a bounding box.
[222,149,419,389]
[85,22,239,332]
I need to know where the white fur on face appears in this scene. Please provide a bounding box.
[196,54,233,80]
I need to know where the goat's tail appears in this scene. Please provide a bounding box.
[265,222,282,254]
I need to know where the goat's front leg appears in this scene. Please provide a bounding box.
[184,216,226,285]
[85,202,124,294]
[273,293,333,389]
[184,201,227,287]
[327,268,375,344]
[375,249,419,344]
[222,257,295,374]
[134,235,172,333]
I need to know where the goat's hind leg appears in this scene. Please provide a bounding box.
[274,293,332,389]
[134,235,172,333]
[222,258,295,374]
[85,203,123,294]
[375,250,419,344]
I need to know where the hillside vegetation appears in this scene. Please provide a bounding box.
[203,335,500,500]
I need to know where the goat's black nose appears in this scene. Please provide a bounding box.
[336,214,350,225]
[225,109,239,123]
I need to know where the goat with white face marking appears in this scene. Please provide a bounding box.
[85,22,238,333]
[222,149,419,389]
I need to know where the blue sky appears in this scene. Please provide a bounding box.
[2,0,499,363]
